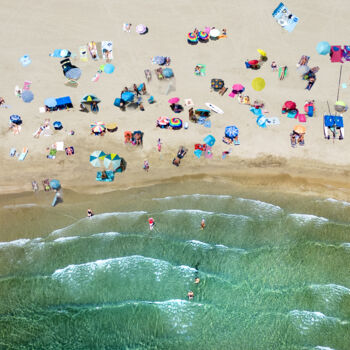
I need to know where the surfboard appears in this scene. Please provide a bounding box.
[205,102,224,114]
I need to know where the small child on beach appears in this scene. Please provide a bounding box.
[143,160,149,172]
[271,61,277,72]
[157,138,162,152]
[87,209,94,218]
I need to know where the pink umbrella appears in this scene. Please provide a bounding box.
[168,97,180,104]
[229,84,245,98]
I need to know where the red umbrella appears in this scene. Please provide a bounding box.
[248,60,259,65]
[168,97,180,104]
[283,101,296,110]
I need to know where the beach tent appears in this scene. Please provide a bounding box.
[324,115,344,139]
[56,96,73,109]
[121,91,135,102]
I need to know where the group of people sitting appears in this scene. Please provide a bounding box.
[290,132,305,147]
[172,146,188,166]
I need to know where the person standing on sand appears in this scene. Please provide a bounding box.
[157,138,162,152]
[143,160,149,172]
[87,209,94,218]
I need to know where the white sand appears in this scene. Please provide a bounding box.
[1,0,350,197]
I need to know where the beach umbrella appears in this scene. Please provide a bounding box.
[90,150,105,167]
[248,60,259,66]
[225,126,239,139]
[198,31,209,41]
[187,32,198,44]
[283,101,297,110]
[10,115,21,124]
[210,28,220,40]
[335,100,347,112]
[104,153,121,170]
[104,63,115,74]
[136,24,147,34]
[106,122,118,132]
[316,41,331,55]
[157,116,170,126]
[91,121,106,128]
[232,84,245,93]
[60,49,69,57]
[252,77,265,91]
[293,125,306,134]
[114,98,123,107]
[44,97,57,108]
[257,49,267,57]
[297,65,310,75]
[81,94,100,103]
[65,67,82,80]
[169,118,182,129]
[163,68,174,78]
[22,90,34,103]
[53,121,63,130]
[154,56,166,65]
[49,179,61,190]
[121,91,135,102]
[168,97,179,104]
[92,125,105,133]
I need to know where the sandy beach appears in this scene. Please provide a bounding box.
[1,0,350,198]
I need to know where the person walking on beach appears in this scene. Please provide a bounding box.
[87,208,94,218]
[157,138,162,152]
[200,218,206,230]
[143,160,149,172]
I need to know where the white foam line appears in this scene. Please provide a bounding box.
[324,198,350,207]
[153,194,232,201]
[164,209,214,215]
[3,203,38,209]
[289,213,328,224]
[0,238,30,248]
[236,198,283,213]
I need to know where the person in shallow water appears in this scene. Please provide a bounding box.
[187,291,194,300]
[87,208,94,218]
[148,217,155,230]
[195,277,200,284]
[201,218,206,230]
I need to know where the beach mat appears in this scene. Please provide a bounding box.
[88,41,99,60]
[18,147,28,161]
[79,45,88,62]
[102,41,113,60]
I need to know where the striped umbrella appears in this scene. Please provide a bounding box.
[187,32,198,43]
[198,31,209,41]
[90,150,106,167]
[225,126,239,139]
[104,153,121,170]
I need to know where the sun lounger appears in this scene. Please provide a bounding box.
[18,147,28,161]
[102,41,113,61]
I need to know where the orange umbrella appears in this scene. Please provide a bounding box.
[294,125,306,134]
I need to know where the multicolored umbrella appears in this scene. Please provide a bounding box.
[81,94,100,103]
[169,118,182,129]
[198,31,209,41]
[92,125,105,133]
[187,32,198,43]
[89,150,106,167]
[168,97,179,104]
[225,126,239,139]
[157,117,170,126]
[104,153,121,170]
[294,125,306,134]
[136,24,147,34]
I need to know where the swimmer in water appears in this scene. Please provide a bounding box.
[87,209,93,218]
[194,277,200,284]
[200,218,206,230]
[148,218,155,230]
[187,291,194,300]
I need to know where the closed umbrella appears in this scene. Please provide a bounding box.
[90,150,106,167]
[104,64,115,74]
[121,91,135,102]
[45,98,57,108]
[10,115,22,124]
[225,126,239,139]
[22,90,34,103]
[294,125,306,134]
[65,67,82,80]
[168,97,179,104]
[50,179,61,190]
[252,77,265,91]
[136,24,147,34]
[163,68,173,78]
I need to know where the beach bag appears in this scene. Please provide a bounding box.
[211,79,224,91]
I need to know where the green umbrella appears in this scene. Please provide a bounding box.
[81,94,101,104]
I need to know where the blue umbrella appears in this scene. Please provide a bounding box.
[121,91,135,102]
[163,68,173,78]
[50,179,61,190]
[44,97,57,108]
[65,67,82,80]
[114,98,122,107]
[22,90,34,103]
[316,41,331,55]
[154,56,166,65]
[225,126,239,139]
[104,63,115,74]
[53,121,63,130]
[10,115,21,124]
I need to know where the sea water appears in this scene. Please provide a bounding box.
[0,191,349,349]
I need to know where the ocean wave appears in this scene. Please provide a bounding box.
[163,209,214,215]
[310,284,350,302]
[52,255,197,283]
[0,238,30,248]
[3,203,38,209]
[323,198,350,207]
[152,194,232,201]
[91,232,121,238]
[53,236,80,243]
[314,346,336,350]
[340,242,350,249]
[289,310,343,333]
[236,198,283,214]
[288,213,329,224]
[187,240,246,254]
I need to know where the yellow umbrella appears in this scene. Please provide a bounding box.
[294,125,306,134]
[257,49,267,57]
[252,77,265,91]
[107,122,118,132]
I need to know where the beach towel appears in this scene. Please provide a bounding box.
[195,64,206,76]
[55,141,64,151]
[272,2,299,33]
[298,55,310,66]
[96,170,114,182]
[79,45,88,62]
[250,107,263,117]
[256,115,267,128]
[102,41,113,60]
[194,149,203,159]
[287,110,298,119]
[298,113,306,123]
[204,146,213,159]
[23,81,32,91]
[20,55,31,66]
[278,66,287,80]
[88,42,99,60]
[330,46,343,63]
[18,147,28,161]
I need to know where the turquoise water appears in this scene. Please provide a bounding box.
[0,193,350,349]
